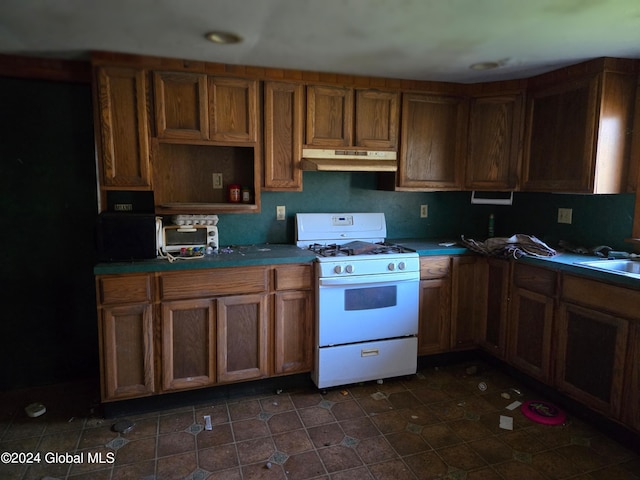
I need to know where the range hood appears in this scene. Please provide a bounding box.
[301,148,397,172]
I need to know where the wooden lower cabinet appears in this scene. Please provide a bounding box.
[161,298,216,391]
[477,258,510,358]
[623,323,640,431]
[556,274,638,419]
[418,257,451,355]
[97,273,155,402]
[100,303,155,400]
[451,256,484,350]
[96,263,314,402]
[555,302,629,418]
[274,290,313,374]
[217,294,269,383]
[506,263,557,383]
[508,287,555,382]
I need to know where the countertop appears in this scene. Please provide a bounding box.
[393,237,640,289]
[94,239,640,289]
[94,244,317,275]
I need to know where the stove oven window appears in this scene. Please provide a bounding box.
[344,285,397,311]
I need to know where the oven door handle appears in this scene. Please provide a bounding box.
[319,272,418,286]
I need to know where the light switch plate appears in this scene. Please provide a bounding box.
[276,205,286,221]
[420,205,428,218]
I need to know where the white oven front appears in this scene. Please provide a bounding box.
[317,272,419,347]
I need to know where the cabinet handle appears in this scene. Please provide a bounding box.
[361,348,379,357]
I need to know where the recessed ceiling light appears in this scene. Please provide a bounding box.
[469,61,502,71]
[204,31,243,45]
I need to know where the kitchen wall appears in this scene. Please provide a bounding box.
[218,172,636,252]
[0,77,98,390]
[0,74,635,390]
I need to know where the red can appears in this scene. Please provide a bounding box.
[228,184,241,203]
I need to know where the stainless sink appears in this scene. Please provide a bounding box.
[577,259,640,279]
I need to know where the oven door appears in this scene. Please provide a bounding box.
[318,272,419,347]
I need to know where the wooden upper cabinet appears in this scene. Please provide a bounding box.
[398,93,468,189]
[95,66,151,188]
[522,66,637,193]
[153,71,209,140]
[263,81,304,190]
[306,85,353,146]
[152,71,258,144]
[465,93,523,190]
[355,89,399,149]
[305,85,399,150]
[209,76,258,143]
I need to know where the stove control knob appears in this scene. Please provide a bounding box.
[345,264,354,274]
[334,265,342,274]
[398,261,406,270]
[388,263,395,271]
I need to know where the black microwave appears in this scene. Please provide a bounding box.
[97,213,157,262]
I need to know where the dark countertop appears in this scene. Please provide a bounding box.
[94,238,640,290]
[94,244,317,275]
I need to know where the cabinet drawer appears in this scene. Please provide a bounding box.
[561,274,640,320]
[420,256,450,279]
[513,263,557,296]
[97,274,152,305]
[160,266,267,300]
[274,264,313,291]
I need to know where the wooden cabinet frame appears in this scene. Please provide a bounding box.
[217,293,269,383]
[161,298,216,391]
[101,303,155,400]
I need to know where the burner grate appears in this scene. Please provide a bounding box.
[308,242,414,257]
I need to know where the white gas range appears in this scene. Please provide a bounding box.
[296,213,419,389]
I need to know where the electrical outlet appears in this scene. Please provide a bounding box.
[420,205,428,218]
[557,208,573,224]
[276,205,286,221]
[212,173,223,189]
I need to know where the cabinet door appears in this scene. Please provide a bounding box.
[418,278,451,355]
[153,71,209,140]
[507,287,554,383]
[399,93,467,189]
[555,303,628,417]
[209,77,258,143]
[217,294,269,382]
[465,94,523,190]
[101,303,155,400]
[522,76,598,192]
[263,81,304,190]
[274,291,313,374]
[477,258,510,358]
[306,85,353,146]
[161,298,216,391]
[95,66,150,187]
[355,89,399,149]
[622,323,640,432]
[450,256,484,350]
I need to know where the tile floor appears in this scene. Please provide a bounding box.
[1,360,639,480]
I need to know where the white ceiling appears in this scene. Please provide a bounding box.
[1,0,640,83]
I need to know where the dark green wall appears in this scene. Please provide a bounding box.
[218,172,635,252]
[0,76,635,390]
[0,77,98,390]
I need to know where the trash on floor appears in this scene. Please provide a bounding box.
[204,415,213,431]
[506,400,522,411]
[499,415,514,430]
[521,400,567,425]
[112,419,135,434]
[24,402,46,418]
[477,381,488,392]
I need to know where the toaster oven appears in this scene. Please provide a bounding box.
[157,218,219,254]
